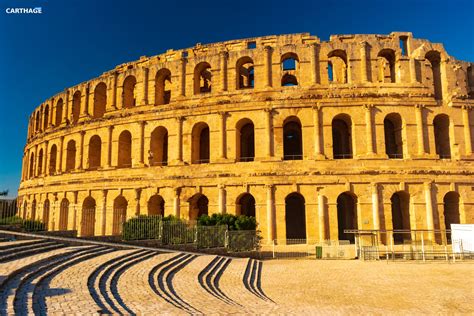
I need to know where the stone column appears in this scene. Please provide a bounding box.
[101,189,108,236]
[264,108,273,158]
[43,141,49,175]
[218,112,227,159]
[220,52,228,92]
[365,104,375,155]
[62,91,69,124]
[59,136,64,173]
[111,72,118,110]
[265,184,275,242]
[173,188,181,218]
[409,57,417,83]
[359,42,368,83]
[424,182,435,241]
[135,188,141,215]
[180,58,187,97]
[264,46,272,88]
[106,126,114,168]
[48,101,54,126]
[142,67,149,105]
[371,183,380,231]
[310,43,320,85]
[415,104,426,155]
[73,191,78,230]
[33,145,38,177]
[79,131,85,170]
[462,105,472,155]
[313,105,324,159]
[218,184,226,214]
[175,116,184,163]
[82,85,89,117]
[139,121,146,165]
[317,189,326,241]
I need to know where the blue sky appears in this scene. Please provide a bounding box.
[0,0,473,197]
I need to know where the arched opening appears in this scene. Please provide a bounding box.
[113,196,128,235]
[391,191,411,244]
[189,194,208,220]
[55,99,63,126]
[72,90,81,123]
[433,114,451,159]
[426,51,443,100]
[236,193,255,217]
[66,140,76,172]
[35,112,40,132]
[377,49,396,83]
[150,127,168,166]
[281,53,298,87]
[384,113,404,158]
[122,75,137,108]
[191,123,210,164]
[49,145,57,175]
[37,149,43,176]
[194,62,212,94]
[236,57,254,89]
[155,68,172,105]
[22,201,27,219]
[29,153,35,178]
[81,197,96,237]
[328,50,348,83]
[31,200,37,220]
[147,195,165,216]
[285,193,306,240]
[43,199,50,229]
[88,135,102,169]
[444,192,460,242]
[332,114,353,159]
[283,117,303,160]
[43,105,49,130]
[93,82,107,118]
[59,198,69,230]
[337,192,357,243]
[236,119,255,162]
[118,130,132,167]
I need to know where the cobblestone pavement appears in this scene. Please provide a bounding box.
[0,240,472,314]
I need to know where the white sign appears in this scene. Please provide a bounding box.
[451,224,474,253]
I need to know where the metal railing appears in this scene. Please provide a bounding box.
[0,216,46,232]
[283,154,303,160]
[387,153,403,159]
[237,157,254,162]
[333,153,353,159]
[194,159,210,164]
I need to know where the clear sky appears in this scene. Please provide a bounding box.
[0,0,473,198]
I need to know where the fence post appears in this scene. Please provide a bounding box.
[272,239,275,259]
[421,232,425,262]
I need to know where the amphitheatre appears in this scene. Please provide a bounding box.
[3,32,473,313]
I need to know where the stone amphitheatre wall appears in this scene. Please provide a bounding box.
[18,32,474,242]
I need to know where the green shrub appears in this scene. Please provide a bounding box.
[122,215,162,240]
[23,219,45,232]
[197,213,256,230]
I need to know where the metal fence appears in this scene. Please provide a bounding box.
[0,216,46,232]
[260,239,354,259]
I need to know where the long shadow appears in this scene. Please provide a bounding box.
[243,259,274,303]
[213,258,240,306]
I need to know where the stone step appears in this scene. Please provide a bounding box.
[0,242,66,264]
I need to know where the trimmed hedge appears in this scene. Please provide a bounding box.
[197,214,257,230]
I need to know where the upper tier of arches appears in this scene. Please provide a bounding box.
[26,32,474,142]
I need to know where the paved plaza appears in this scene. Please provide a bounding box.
[0,240,471,314]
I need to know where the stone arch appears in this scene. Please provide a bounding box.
[37,148,43,176]
[285,192,306,240]
[35,111,40,132]
[328,50,347,83]
[281,53,299,86]
[236,56,254,89]
[384,113,404,158]
[55,99,63,126]
[88,135,102,169]
[29,152,35,178]
[236,193,255,217]
[66,140,76,172]
[122,75,137,108]
[43,199,50,229]
[236,118,255,162]
[118,130,132,167]
[43,105,49,130]
[332,114,353,159]
[194,62,212,94]
[283,116,303,160]
[147,194,165,216]
[188,193,208,220]
[391,191,411,244]
[59,198,69,230]
[155,68,172,105]
[337,192,357,243]
[444,191,460,235]
[22,201,27,219]
[433,114,451,159]
[150,126,168,166]
[191,122,210,164]
[426,50,443,100]
[113,195,128,235]
[81,197,96,237]
[93,82,107,118]
[377,49,396,83]
[72,90,81,123]
[49,145,57,175]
